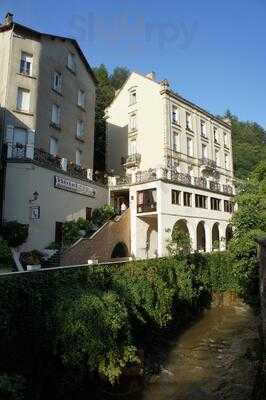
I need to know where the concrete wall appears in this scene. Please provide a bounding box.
[61,208,131,265]
[4,162,108,251]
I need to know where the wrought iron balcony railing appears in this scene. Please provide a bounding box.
[200,158,217,169]
[194,176,207,189]
[124,153,141,166]
[209,180,221,192]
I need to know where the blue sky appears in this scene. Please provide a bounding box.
[1,0,266,128]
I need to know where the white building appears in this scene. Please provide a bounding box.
[106,72,234,259]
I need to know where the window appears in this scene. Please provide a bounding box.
[129,113,137,131]
[129,90,136,105]
[172,105,180,124]
[20,52,32,76]
[211,197,221,211]
[17,88,30,112]
[76,120,85,139]
[195,194,207,209]
[200,120,207,137]
[187,137,193,157]
[53,71,62,93]
[129,139,137,155]
[137,189,157,212]
[225,153,229,170]
[9,127,28,157]
[224,200,234,213]
[224,131,228,147]
[49,137,58,156]
[86,207,92,220]
[183,192,192,207]
[186,112,192,130]
[173,131,179,152]
[76,149,82,166]
[213,126,219,143]
[202,144,208,159]
[78,89,85,108]
[51,104,61,126]
[67,52,76,72]
[172,190,181,205]
[215,149,220,166]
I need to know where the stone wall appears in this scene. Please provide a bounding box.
[61,208,131,265]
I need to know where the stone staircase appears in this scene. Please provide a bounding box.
[41,250,61,269]
[60,208,131,266]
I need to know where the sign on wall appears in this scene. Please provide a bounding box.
[30,206,40,221]
[54,176,96,198]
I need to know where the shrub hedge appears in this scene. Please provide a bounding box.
[0,252,250,399]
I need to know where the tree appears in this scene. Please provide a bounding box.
[229,160,266,298]
[167,226,192,257]
[93,65,130,172]
[109,66,130,91]
[224,111,266,179]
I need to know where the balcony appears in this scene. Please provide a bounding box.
[136,168,157,184]
[6,143,93,182]
[209,180,221,192]
[194,176,207,189]
[123,153,141,168]
[223,184,233,195]
[170,171,192,185]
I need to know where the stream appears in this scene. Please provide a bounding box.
[113,304,260,400]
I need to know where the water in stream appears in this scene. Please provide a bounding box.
[106,305,259,400]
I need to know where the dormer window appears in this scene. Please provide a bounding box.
[129,90,136,105]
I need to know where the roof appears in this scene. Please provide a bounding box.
[0,20,97,84]
[107,71,231,129]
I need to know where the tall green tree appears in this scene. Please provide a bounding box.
[93,65,130,172]
[224,110,266,179]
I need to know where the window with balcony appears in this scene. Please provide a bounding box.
[67,52,76,73]
[200,120,207,137]
[53,71,62,93]
[76,120,85,139]
[211,197,221,211]
[51,104,61,127]
[137,189,157,213]
[20,52,32,76]
[213,126,219,144]
[183,192,192,207]
[202,144,208,159]
[76,149,82,166]
[173,131,179,152]
[186,112,193,131]
[215,149,220,167]
[172,189,181,205]
[224,200,234,213]
[187,137,193,157]
[129,113,137,132]
[195,194,207,209]
[225,152,229,170]
[49,137,58,156]
[78,89,85,108]
[129,90,136,105]
[172,105,180,124]
[17,88,30,112]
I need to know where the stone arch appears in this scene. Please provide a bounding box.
[111,242,129,258]
[212,222,220,250]
[225,225,233,249]
[196,221,206,252]
[172,219,190,237]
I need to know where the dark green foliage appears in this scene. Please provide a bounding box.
[109,66,130,90]
[0,374,26,400]
[0,239,14,270]
[1,221,28,247]
[91,204,116,227]
[63,218,91,246]
[224,111,266,179]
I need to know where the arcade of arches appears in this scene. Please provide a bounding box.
[172,219,233,252]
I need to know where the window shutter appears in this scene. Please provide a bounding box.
[26,129,35,159]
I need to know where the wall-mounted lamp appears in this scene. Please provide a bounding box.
[29,191,39,203]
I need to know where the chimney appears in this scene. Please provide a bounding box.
[146,71,156,81]
[4,12,13,26]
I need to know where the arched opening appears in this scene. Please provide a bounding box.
[196,221,206,252]
[225,225,233,249]
[212,222,220,250]
[111,242,129,258]
[172,219,189,238]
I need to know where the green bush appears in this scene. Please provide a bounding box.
[0,374,26,400]
[91,204,116,227]
[0,239,14,270]
[1,221,28,247]
[63,218,91,246]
